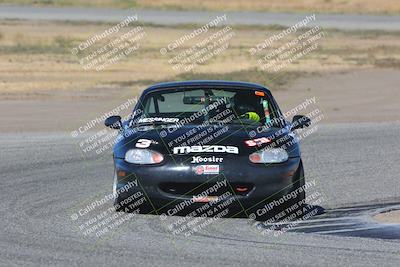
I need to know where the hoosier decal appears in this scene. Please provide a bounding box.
[191,156,223,163]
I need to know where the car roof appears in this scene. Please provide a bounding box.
[142,80,271,94]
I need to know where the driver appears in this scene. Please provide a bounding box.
[233,92,261,122]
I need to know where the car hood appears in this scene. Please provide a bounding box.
[114,124,300,158]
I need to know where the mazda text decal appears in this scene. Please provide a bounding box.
[173,145,239,154]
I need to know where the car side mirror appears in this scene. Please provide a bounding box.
[291,115,311,130]
[105,115,122,129]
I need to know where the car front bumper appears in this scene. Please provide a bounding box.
[113,154,301,216]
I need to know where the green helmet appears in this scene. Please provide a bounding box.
[242,112,260,122]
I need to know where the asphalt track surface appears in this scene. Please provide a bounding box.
[1,122,400,266]
[1,5,400,30]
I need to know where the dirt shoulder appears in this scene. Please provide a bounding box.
[273,68,400,123]
[2,68,399,133]
[373,210,400,224]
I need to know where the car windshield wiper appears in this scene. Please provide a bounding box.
[226,119,261,126]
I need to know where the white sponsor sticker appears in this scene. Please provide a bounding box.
[138,117,179,123]
[194,165,220,175]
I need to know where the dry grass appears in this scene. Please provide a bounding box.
[1,20,400,99]
[137,0,400,15]
[2,0,400,14]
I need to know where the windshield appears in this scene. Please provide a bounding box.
[134,87,279,126]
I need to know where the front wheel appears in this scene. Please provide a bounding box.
[112,173,154,213]
[292,160,305,205]
[112,172,124,212]
[284,160,306,218]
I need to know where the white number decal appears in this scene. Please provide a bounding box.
[135,139,153,148]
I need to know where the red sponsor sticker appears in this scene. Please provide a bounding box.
[195,166,204,175]
[244,137,272,147]
[192,196,218,202]
[194,165,220,175]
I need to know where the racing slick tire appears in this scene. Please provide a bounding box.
[112,172,153,214]
[283,160,306,219]
[250,160,306,221]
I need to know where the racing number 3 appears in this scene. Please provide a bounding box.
[135,139,152,148]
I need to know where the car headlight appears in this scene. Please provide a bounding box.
[125,149,164,164]
[249,148,288,163]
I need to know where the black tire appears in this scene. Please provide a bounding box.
[283,160,306,219]
[114,199,124,212]
[247,161,306,222]
[112,172,124,212]
[292,160,305,205]
[114,196,154,213]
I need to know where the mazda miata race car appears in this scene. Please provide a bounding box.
[105,81,311,219]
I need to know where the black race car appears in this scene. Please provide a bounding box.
[105,81,311,219]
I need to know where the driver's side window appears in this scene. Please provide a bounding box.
[144,97,156,114]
